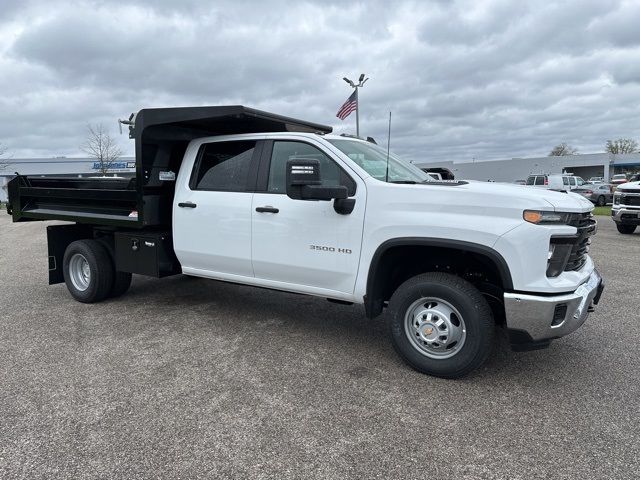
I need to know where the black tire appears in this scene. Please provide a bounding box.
[388,272,494,379]
[596,195,606,206]
[110,272,132,298]
[62,240,114,303]
[616,223,637,234]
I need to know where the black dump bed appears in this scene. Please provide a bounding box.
[7,106,332,228]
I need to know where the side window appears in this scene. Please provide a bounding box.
[534,176,544,185]
[569,177,576,186]
[191,141,256,191]
[267,141,355,195]
[563,177,570,186]
[526,176,535,185]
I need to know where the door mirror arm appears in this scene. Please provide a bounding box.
[333,198,355,215]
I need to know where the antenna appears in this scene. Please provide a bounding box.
[385,111,391,183]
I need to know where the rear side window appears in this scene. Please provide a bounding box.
[563,177,569,186]
[534,176,545,185]
[191,141,256,191]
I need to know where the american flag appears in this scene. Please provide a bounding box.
[336,91,357,120]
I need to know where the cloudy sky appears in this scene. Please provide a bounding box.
[1,0,639,162]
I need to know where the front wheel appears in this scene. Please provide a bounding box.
[388,272,494,378]
[616,223,637,234]
[596,195,606,206]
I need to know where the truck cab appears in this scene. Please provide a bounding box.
[6,106,605,378]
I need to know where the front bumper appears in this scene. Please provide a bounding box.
[611,207,640,225]
[503,269,604,349]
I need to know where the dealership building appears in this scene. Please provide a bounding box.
[3,151,640,203]
[0,157,135,203]
[417,152,640,183]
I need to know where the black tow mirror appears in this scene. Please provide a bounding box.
[286,159,347,201]
[286,158,356,215]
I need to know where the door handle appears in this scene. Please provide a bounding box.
[178,202,197,208]
[255,206,279,213]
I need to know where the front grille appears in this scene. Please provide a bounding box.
[620,194,640,206]
[563,213,596,271]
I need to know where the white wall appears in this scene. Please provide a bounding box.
[418,153,640,182]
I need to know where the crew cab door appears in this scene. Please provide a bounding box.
[173,139,260,278]
[250,139,365,297]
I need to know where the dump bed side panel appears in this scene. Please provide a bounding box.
[8,176,143,227]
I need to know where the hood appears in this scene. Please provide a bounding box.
[616,180,640,191]
[458,181,594,212]
[368,179,594,226]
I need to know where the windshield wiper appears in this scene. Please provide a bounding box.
[389,180,418,184]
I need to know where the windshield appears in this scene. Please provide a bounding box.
[327,139,433,183]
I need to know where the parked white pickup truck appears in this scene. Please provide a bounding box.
[6,106,605,378]
[612,180,640,234]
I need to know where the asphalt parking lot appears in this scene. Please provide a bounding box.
[1,213,638,479]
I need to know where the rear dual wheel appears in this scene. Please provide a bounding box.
[63,239,131,303]
[388,272,494,379]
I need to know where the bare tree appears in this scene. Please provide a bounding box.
[605,138,639,154]
[548,143,578,156]
[0,143,10,172]
[80,124,122,175]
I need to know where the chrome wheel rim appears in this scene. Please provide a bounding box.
[69,253,91,291]
[404,297,467,359]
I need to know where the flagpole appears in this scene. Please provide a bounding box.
[355,86,359,138]
[342,74,368,138]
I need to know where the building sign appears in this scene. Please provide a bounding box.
[92,161,136,172]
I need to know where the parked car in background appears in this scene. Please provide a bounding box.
[420,167,455,180]
[572,184,613,206]
[612,180,640,234]
[526,174,586,192]
[427,172,443,181]
[628,174,640,182]
[513,179,526,185]
[611,174,629,186]
[588,177,604,183]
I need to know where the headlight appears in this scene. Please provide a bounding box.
[523,210,574,225]
[613,194,620,205]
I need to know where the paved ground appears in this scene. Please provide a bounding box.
[1,213,638,479]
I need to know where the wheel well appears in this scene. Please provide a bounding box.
[365,241,512,321]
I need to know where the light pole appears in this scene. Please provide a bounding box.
[343,73,368,138]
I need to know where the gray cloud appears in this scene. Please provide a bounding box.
[1,0,639,162]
